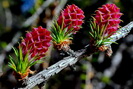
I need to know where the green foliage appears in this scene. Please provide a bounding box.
[51,21,73,44]
[89,17,116,47]
[8,46,43,74]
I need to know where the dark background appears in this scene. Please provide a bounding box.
[0,0,133,89]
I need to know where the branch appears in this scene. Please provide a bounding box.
[106,21,133,46]
[18,49,86,89]
[17,22,133,89]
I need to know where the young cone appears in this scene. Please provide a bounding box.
[89,4,122,50]
[52,4,85,51]
[8,26,52,80]
[21,26,52,60]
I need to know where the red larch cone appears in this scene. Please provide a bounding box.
[21,26,52,60]
[94,4,122,36]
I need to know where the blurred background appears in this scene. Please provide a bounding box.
[0,0,133,89]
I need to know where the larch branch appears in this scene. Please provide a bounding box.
[17,22,133,89]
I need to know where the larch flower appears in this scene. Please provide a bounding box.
[51,4,85,50]
[89,4,122,47]
[8,26,52,80]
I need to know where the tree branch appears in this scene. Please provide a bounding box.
[106,21,133,46]
[17,22,133,89]
[18,48,86,89]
